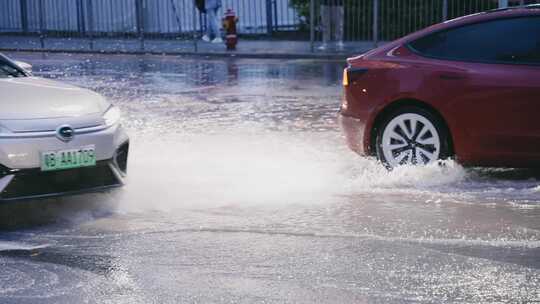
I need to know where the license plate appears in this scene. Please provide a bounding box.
[41,146,96,172]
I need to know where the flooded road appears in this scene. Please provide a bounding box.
[0,52,539,303]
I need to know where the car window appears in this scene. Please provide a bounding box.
[408,16,540,65]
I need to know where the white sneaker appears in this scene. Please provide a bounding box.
[317,43,328,50]
[202,35,210,42]
[212,37,223,43]
[336,41,345,51]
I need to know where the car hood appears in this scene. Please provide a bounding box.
[0,77,110,132]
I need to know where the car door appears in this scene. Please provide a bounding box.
[409,15,540,165]
[458,62,540,162]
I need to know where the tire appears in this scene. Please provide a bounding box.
[375,106,452,169]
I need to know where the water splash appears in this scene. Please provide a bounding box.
[0,242,49,252]
[114,124,540,213]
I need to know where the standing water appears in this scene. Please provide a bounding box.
[0,53,538,303]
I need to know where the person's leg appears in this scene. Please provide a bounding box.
[211,8,223,43]
[319,5,331,49]
[206,8,219,40]
[202,12,210,41]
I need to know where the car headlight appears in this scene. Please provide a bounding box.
[103,106,121,127]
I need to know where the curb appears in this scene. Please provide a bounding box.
[0,47,360,60]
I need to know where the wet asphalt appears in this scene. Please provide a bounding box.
[0,52,539,303]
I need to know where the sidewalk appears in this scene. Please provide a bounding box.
[0,35,377,60]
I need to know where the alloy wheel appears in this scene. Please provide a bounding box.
[380,113,441,168]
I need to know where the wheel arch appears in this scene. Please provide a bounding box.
[368,98,455,157]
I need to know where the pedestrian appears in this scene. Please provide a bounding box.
[202,0,222,43]
[319,0,344,51]
[195,0,205,13]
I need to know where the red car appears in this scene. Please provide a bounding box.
[340,6,540,169]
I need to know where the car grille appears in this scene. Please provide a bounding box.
[0,160,122,201]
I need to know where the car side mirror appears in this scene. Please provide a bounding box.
[14,60,32,72]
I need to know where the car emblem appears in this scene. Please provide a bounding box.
[56,125,75,142]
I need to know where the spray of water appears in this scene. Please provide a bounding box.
[117,129,471,212]
[0,242,49,252]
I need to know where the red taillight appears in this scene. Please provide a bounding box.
[343,67,369,87]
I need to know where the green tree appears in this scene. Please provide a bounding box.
[289,0,311,31]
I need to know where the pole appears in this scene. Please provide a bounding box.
[266,0,273,36]
[442,0,448,22]
[38,0,45,49]
[192,2,198,52]
[310,0,314,52]
[20,0,28,33]
[141,0,145,51]
[88,0,94,50]
[273,0,278,33]
[135,0,145,51]
[169,0,183,33]
[373,0,379,47]
[76,0,86,34]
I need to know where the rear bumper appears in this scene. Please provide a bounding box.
[339,113,369,156]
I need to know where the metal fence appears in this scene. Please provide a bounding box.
[0,0,538,53]
[0,0,301,35]
[310,0,538,45]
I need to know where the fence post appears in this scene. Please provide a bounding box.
[135,0,145,51]
[266,0,273,36]
[76,0,86,34]
[38,0,45,49]
[442,0,448,21]
[88,0,94,50]
[372,0,379,47]
[310,0,314,52]
[20,0,28,33]
[192,2,198,52]
[273,0,278,33]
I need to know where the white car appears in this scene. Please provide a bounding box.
[0,53,129,202]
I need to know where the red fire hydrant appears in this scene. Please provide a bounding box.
[223,9,239,50]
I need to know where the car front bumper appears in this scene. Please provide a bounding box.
[0,124,129,202]
[0,158,125,202]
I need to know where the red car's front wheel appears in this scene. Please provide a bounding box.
[375,106,452,169]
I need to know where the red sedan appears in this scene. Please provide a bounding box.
[340,6,540,169]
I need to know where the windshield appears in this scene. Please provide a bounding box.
[0,54,27,78]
